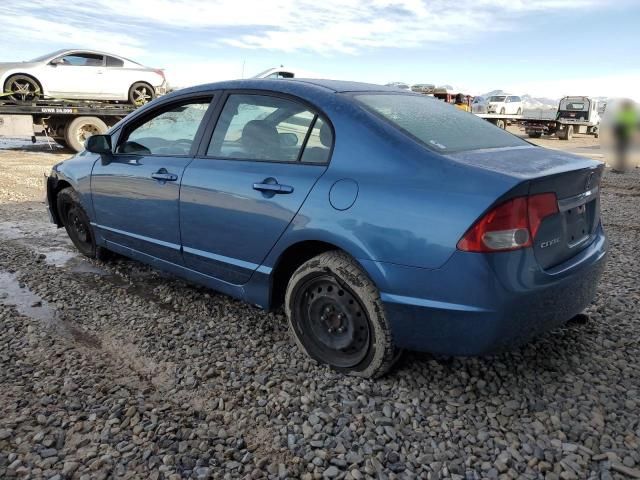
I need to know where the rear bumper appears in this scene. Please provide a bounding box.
[360,225,607,355]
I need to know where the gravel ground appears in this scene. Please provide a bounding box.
[0,142,639,479]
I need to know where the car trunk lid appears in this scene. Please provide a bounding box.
[446,146,603,269]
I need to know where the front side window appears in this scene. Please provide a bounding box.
[356,93,527,153]
[207,94,328,162]
[117,100,211,155]
[57,53,104,67]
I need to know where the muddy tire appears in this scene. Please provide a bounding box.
[64,117,108,152]
[57,187,109,260]
[285,251,398,378]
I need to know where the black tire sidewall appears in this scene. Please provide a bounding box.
[57,189,97,258]
[64,117,108,152]
[5,75,40,104]
[285,251,397,378]
[129,82,155,105]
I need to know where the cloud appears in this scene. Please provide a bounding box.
[0,0,603,56]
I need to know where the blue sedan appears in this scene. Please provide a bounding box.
[46,79,607,377]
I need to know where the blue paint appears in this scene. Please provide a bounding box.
[47,78,608,355]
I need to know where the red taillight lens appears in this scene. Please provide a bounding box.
[457,193,558,253]
[154,69,166,80]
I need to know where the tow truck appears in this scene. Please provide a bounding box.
[474,96,602,140]
[0,98,135,152]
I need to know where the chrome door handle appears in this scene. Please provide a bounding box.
[151,169,178,181]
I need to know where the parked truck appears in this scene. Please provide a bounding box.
[522,96,601,140]
[475,96,602,141]
[0,99,135,152]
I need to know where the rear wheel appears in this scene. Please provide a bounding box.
[566,125,574,140]
[4,75,41,104]
[528,132,542,138]
[128,82,155,105]
[64,116,108,152]
[57,187,109,260]
[285,251,398,378]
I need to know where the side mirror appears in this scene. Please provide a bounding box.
[85,134,112,154]
[50,58,64,66]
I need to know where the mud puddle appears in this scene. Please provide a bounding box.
[0,270,101,348]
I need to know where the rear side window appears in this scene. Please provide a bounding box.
[106,56,124,67]
[356,94,527,153]
[207,94,331,162]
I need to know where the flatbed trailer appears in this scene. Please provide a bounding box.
[475,96,601,141]
[0,99,136,152]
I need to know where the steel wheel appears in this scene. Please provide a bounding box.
[4,75,40,103]
[293,274,372,368]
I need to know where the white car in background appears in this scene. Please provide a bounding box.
[0,49,167,105]
[385,82,411,91]
[487,94,523,115]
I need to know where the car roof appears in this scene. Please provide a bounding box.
[177,78,411,95]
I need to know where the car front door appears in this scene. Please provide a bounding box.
[43,52,105,97]
[179,92,332,284]
[91,96,214,264]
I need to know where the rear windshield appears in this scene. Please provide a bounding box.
[489,96,506,102]
[355,93,527,153]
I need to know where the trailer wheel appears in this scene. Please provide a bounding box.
[565,125,574,141]
[4,74,41,104]
[528,132,542,138]
[64,117,108,152]
[496,119,506,129]
[128,82,155,106]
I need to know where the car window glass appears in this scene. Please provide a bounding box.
[207,94,315,162]
[106,56,124,67]
[58,53,104,67]
[356,93,527,153]
[118,100,211,156]
[301,117,332,164]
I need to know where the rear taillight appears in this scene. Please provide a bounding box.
[457,193,559,253]
[154,69,165,81]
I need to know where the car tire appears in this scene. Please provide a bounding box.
[57,187,110,260]
[4,74,41,104]
[285,250,398,378]
[128,82,155,106]
[64,116,108,152]
[528,132,542,138]
[565,125,574,141]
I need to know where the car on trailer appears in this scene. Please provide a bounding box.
[0,49,167,105]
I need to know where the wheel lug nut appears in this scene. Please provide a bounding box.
[328,327,334,333]
[320,315,326,322]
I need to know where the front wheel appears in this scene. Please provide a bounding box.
[285,251,398,378]
[4,75,41,104]
[57,187,109,260]
[128,82,155,105]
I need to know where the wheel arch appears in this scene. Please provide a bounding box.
[3,72,44,95]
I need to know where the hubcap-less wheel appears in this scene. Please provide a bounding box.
[66,205,92,249]
[293,274,371,368]
[5,76,39,103]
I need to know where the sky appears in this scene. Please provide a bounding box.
[1,0,638,100]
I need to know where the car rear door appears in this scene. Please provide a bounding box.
[91,95,215,264]
[179,92,332,284]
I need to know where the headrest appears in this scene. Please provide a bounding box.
[241,120,279,148]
